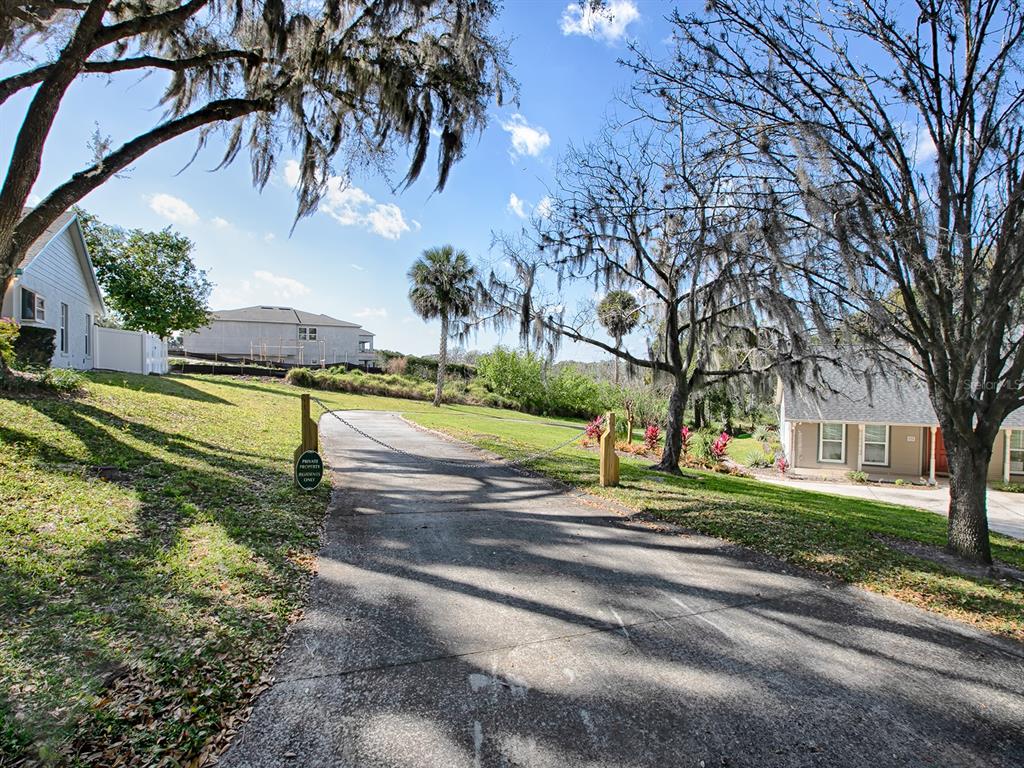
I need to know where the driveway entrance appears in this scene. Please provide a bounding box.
[221,412,1024,767]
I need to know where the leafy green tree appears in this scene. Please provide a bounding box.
[408,245,476,406]
[476,347,546,412]
[597,290,640,385]
[80,212,211,339]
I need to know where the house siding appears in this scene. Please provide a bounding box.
[2,225,101,370]
[181,320,375,365]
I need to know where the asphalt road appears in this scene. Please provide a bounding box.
[220,411,1024,768]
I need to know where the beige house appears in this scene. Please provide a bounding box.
[779,367,1024,484]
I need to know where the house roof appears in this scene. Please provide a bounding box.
[18,210,76,270]
[782,363,1024,427]
[211,306,369,331]
[17,209,104,314]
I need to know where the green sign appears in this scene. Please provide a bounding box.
[295,450,324,491]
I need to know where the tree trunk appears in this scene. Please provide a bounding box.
[692,396,705,430]
[654,371,688,473]
[944,438,993,564]
[434,314,448,407]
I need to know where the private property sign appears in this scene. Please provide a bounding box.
[295,450,324,491]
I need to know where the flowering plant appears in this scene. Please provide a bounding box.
[644,423,661,452]
[710,431,731,462]
[584,416,604,442]
[775,454,790,475]
[680,425,691,459]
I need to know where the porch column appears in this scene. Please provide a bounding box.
[856,423,864,471]
[792,422,800,464]
[928,426,937,485]
[1004,428,1012,484]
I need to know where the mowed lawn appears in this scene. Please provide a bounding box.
[4,373,1024,766]
[0,373,487,766]
[407,409,1024,642]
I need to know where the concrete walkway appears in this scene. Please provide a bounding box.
[221,412,1024,768]
[757,475,1024,540]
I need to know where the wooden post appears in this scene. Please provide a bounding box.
[599,411,619,487]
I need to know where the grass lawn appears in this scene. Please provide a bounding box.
[4,373,1023,765]
[406,409,1024,643]
[0,373,516,766]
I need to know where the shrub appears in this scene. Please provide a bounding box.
[752,424,775,445]
[710,432,731,462]
[40,367,84,394]
[0,318,18,368]
[747,448,776,468]
[644,424,661,452]
[775,454,790,475]
[847,470,869,483]
[285,367,317,387]
[893,478,907,487]
[689,432,714,464]
[680,425,692,459]
[546,366,607,417]
[385,356,408,375]
[996,482,1024,493]
[13,325,56,369]
[476,347,546,412]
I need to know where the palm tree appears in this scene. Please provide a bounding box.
[408,245,477,406]
[597,290,640,385]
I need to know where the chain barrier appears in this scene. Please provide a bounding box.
[309,396,593,470]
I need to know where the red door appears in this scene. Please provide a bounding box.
[923,428,949,475]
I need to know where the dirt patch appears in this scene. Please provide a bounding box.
[875,534,1024,584]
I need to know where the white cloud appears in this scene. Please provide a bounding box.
[282,158,411,239]
[253,270,310,299]
[507,193,527,218]
[211,216,231,229]
[283,159,301,188]
[500,114,551,158]
[354,307,388,318]
[350,263,365,271]
[27,193,42,207]
[411,219,422,231]
[263,232,276,243]
[560,0,640,43]
[535,195,554,219]
[149,193,199,225]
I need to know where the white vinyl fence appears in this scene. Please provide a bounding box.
[95,326,169,375]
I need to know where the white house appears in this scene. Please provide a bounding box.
[2,210,168,374]
[179,306,377,366]
[2,211,105,370]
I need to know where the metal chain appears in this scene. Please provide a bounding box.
[309,396,593,469]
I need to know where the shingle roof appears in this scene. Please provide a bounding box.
[19,210,75,269]
[211,306,365,329]
[783,363,1024,427]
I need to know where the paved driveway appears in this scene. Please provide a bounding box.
[757,476,1024,540]
[221,412,1024,768]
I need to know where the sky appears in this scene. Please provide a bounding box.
[1,1,676,360]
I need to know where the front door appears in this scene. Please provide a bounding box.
[923,428,949,475]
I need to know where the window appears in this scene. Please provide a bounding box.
[1010,431,1024,474]
[818,423,846,463]
[60,303,69,353]
[359,339,371,352]
[84,314,91,356]
[862,424,889,466]
[20,287,44,321]
[298,326,317,341]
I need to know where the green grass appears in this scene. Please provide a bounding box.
[5,372,1023,765]
[0,372,518,766]
[405,409,1024,643]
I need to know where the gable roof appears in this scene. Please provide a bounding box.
[782,363,1024,428]
[18,210,104,313]
[19,210,76,270]
[211,306,365,329]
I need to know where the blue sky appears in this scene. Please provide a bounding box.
[3,1,674,360]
